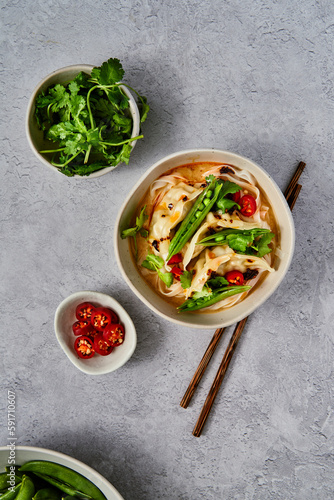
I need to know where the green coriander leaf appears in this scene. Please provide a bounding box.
[141,252,172,287]
[226,233,254,253]
[251,232,275,257]
[136,205,148,229]
[97,58,125,86]
[100,131,126,144]
[46,121,78,142]
[113,143,132,165]
[73,71,91,89]
[142,260,154,271]
[157,270,173,287]
[63,135,84,155]
[92,98,115,117]
[180,270,193,289]
[218,180,241,198]
[141,253,164,271]
[207,276,229,288]
[90,67,101,82]
[61,163,107,177]
[140,259,156,271]
[113,113,132,134]
[103,87,129,110]
[121,227,138,238]
[35,93,55,109]
[86,127,100,146]
[192,284,212,300]
[216,199,241,212]
[70,95,86,118]
[57,106,71,123]
[215,180,242,211]
[68,81,80,96]
[49,84,70,112]
[121,206,148,240]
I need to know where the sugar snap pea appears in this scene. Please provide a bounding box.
[19,461,106,500]
[178,285,251,312]
[0,471,22,490]
[167,176,222,260]
[198,227,271,246]
[32,487,61,499]
[5,466,23,478]
[0,482,22,500]
[16,475,35,500]
[25,473,92,500]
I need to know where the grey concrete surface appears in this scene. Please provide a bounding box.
[1,1,333,499]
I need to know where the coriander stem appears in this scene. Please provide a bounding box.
[86,85,100,129]
[51,149,83,168]
[40,148,65,153]
[120,83,145,105]
[101,134,143,146]
[84,144,92,164]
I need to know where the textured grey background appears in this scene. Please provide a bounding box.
[1,0,334,499]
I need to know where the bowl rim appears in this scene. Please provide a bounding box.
[54,290,137,374]
[114,148,295,329]
[26,64,141,179]
[0,445,124,500]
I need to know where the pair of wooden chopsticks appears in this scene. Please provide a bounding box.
[180,161,306,437]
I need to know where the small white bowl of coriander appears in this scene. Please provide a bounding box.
[26,58,149,178]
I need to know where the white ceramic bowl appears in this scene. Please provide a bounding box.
[26,64,141,178]
[0,445,124,499]
[54,291,137,374]
[114,149,295,329]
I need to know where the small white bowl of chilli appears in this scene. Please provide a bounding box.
[54,291,137,375]
[115,149,295,329]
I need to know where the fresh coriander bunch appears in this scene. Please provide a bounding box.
[34,58,149,177]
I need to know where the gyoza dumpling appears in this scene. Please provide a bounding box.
[185,246,235,298]
[148,181,202,259]
[217,253,274,275]
[186,245,275,299]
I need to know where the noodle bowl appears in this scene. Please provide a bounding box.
[115,150,295,329]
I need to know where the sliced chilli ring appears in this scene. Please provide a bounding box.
[239,195,257,217]
[225,270,245,286]
[72,320,94,337]
[103,324,125,347]
[75,302,96,321]
[94,334,113,356]
[74,336,95,359]
[91,307,114,331]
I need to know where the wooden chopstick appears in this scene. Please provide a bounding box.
[287,183,302,210]
[193,318,248,437]
[180,161,305,436]
[180,327,226,408]
[284,161,306,200]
